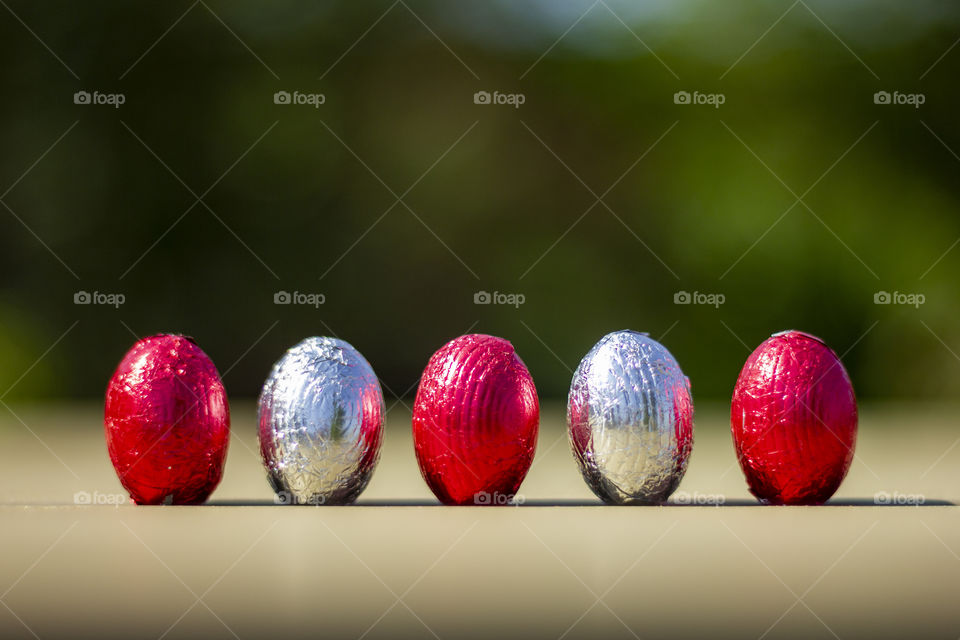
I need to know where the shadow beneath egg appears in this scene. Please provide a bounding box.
[206,498,444,507]
[204,497,954,507]
[207,498,603,507]
[661,498,953,507]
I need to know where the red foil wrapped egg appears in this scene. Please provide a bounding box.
[105,334,230,505]
[731,330,857,505]
[412,334,539,505]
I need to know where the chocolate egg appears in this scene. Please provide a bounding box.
[258,337,384,505]
[105,334,230,505]
[412,334,539,505]
[731,330,857,505]
[567,330,693,504]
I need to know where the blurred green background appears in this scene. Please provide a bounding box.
[0,0,957,402]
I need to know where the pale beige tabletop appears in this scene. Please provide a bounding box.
[0,402,957,639]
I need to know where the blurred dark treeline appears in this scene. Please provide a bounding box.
[0,0,958,401]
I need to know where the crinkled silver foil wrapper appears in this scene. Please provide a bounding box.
[258,337,384,505]
[567,330,694,504]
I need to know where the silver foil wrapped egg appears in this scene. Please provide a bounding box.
[567,330,693,504]
[258,337,384,505]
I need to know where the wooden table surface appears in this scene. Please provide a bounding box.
[0,402,957,639]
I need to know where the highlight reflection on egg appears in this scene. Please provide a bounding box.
[105,334,230,505]
[568,330,693,505]
[258,337,384,505]
[412,334,539,506]
[731,330,857,505]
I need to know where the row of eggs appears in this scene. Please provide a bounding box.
[104,330,857,507]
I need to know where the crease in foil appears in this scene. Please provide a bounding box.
[258,337,384,505]
[567,330,693,504]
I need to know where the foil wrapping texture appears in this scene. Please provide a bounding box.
[104,334,231,505]
[258,337,384,505]
[731,330,857,505]
[412,334,539,505]
[567,330,693,505]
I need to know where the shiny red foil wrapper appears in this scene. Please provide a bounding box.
[412,334,539,505]
[105,335,230,505]
[731,330,857,505]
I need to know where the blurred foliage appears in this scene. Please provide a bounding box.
[0,0,958,402]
